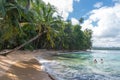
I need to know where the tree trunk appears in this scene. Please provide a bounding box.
[26,0,30,11]
[0,31,47,56]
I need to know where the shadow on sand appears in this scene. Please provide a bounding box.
[0,59,53,80]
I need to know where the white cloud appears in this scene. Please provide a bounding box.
[94,2,103,8]
[93,37,120,47]
[74,0,80,2]
[42,0,80,20]
[113,0,120,3]
[82,3,120,47]
[71,18,79,25]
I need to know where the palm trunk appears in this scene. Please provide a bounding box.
[26,0,30,10]
[0,31,47,56]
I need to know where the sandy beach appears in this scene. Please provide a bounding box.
[0,50,57,80]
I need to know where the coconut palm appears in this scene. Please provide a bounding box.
[0,0,63,55]
[31,0,63,49]
[0,0,36,53]
[0,0,93,55]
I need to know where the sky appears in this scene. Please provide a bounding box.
[43,0,120,47]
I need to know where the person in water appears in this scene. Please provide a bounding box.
[94,59,97,63]
[101,58,103,64]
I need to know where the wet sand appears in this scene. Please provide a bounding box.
[0,50,57,80]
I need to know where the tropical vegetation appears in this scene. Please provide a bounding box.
[0,0,92,52]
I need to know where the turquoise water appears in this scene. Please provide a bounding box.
[38,50,120,80]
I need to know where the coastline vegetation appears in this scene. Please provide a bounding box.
[0,0,92,53]
[92,47,120,50]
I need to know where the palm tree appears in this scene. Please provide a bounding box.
[31,1,63,48]
[0,0,62,55]
[0,0,37,55]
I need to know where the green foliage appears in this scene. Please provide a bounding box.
[53,21,92,50]
[0,0,92,51]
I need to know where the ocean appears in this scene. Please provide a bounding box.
[37,50,120,80]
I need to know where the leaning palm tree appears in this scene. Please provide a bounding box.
[0,0,63,55]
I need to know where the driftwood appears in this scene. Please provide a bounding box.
[0,31,47,56]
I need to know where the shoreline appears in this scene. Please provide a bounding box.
[0,50,57,80]
[0,49,90,80]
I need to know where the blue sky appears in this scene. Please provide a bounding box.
[43,0,120,47]
[68,0,114,20]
